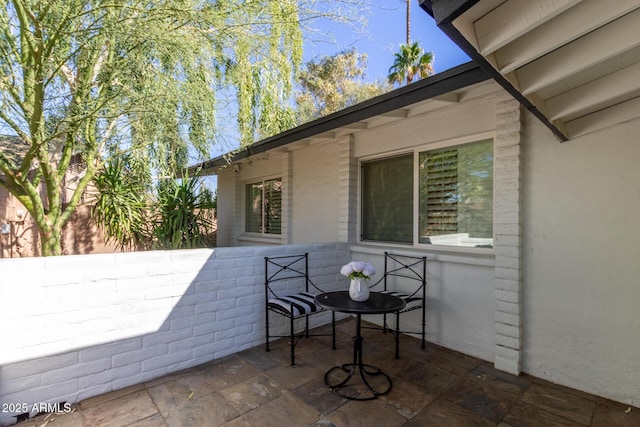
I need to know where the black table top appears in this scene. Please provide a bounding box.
[315,291,406,315]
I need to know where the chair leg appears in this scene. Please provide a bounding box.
[421,307,426,350]
[395,311,400,359]
[383,313,388,333]
[331,311,336,350]
[290,315,295,366]
[265,308,270,352]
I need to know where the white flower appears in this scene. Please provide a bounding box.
[362,263,376,277]
[340,263,354,276]
[351,261,366,272]
[340,261,376,280]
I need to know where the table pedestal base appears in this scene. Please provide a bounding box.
[324,314,392,400]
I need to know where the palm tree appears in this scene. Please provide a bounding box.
[405,0,411,45]
[387,42,434,85]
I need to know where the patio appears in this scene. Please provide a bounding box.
[17,318,639,427]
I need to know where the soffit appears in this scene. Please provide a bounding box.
[425,0,640,140]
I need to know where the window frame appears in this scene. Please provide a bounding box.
[359,133,495,253]
[244,176,283,236]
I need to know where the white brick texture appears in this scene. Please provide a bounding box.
[493,92,523,375]
[0,243,348,426]
[337,136,358,243]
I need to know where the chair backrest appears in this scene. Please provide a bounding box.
[382,252,427,298]
[264,253,310,298]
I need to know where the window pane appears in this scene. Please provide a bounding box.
[245,182,263,233]
[246,178,282,235]
[362,154,413,243]
[419,139,493,247]
[264,178,282,234]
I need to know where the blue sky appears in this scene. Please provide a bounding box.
[303,0,470,83]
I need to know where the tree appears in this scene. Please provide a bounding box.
[92,159,217,251]
[405,0,411,45]
[92,157,149,251]
[295,49,390,124]
[387,41,434,85]
[152,174,215,250]
[0,0,358,256]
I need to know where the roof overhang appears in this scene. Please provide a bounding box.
[421,0,640,141]
[189,61,490,175]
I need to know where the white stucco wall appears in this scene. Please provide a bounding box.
[521,112,640,406]
[352,245,496,362]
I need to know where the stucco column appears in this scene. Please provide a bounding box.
[338,136,357,243]
[493,92,523,375]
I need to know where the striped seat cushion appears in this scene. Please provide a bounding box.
[268,292,321,317]
[379,290,424,309]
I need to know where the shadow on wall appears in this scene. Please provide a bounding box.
[0,243,347,426]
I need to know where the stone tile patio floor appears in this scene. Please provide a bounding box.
[18,318,639,427]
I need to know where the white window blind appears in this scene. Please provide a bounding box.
[246,178,282,235]
[419,140,493,247]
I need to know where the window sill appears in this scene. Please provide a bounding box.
[351,243,495,267]
[237,234,282,245]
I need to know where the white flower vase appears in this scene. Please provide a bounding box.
[349,277,370,302]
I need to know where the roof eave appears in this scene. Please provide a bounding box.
[420,0,568,142]
[189,61,490,175]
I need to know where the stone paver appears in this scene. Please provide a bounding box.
[13,319,640,427]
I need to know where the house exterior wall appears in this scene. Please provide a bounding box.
[0,186,39,257]
[216,85,504,364]
[215,168,235,247]
[353,98,496,159]
[521,110,640,406]
[352,245,496,362]
[214,80,640,406]
[290,141,341,244]
[217,142,343,247]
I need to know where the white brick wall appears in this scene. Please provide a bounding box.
[281,152,293,244]
[338,136,358,243]
[493,92,523,375]
[0,243,347,426]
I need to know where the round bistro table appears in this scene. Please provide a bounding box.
[314,291,406,400]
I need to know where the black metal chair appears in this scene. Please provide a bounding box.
[370,252,427,359]
[265,253,336,365]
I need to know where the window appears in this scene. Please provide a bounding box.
[361,139,493,248]
[361,155,413,243]
[246,178,282,234]
[419,140,493,247]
